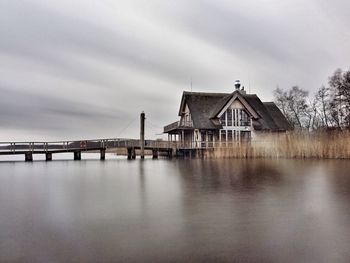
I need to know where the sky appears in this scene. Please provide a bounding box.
[1,0,350,141]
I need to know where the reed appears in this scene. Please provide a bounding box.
[211,130,350,159]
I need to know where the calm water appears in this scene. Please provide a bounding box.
[1,157,350,262]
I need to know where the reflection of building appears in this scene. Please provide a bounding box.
[164,81,292,148]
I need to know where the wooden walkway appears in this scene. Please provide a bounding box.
[0,139,176,161]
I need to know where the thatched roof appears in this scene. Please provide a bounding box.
[179,92,226,129]
[177,90,291,131]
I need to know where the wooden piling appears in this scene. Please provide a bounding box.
[168,149,173,159]
[127,147,136,160]
[74,151,81,160]
[100,149,106,160]
[45,153,52,161]
[25,152,33,162]
[127,148,132,160]
[140,111,145,159]
[152,149,158,159]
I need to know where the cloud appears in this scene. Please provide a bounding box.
[0,0,349,140]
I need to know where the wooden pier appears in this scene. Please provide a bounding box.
[0,113,230,162]
[0,139,176,162]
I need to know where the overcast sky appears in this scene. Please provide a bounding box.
[1,0,349,140]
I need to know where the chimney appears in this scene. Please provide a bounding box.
[240,86,246,95]
[234,80,241,90]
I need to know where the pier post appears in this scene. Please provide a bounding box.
[25,152,33,162]
[127,148,136,160]
[45,153,52,161]
[74,151,81,160]
[100,149,106,160]
[132,148,136,159]
[152,149,158,159]
[127,148,132,160]
[140,111,145,159]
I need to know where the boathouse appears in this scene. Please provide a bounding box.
[163,80,292,148]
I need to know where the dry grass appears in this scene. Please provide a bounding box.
[210,131,350,159]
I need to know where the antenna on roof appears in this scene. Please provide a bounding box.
[248,75,251,94]
[190,77,193,93]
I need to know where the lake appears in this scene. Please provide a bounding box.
[1,157,350,262]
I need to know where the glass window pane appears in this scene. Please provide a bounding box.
[233,109,236,126]
[241,110,250,126]
[227,109,232,126]
[220,112,226,126]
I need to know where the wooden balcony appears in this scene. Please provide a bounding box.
[164,120,194,133]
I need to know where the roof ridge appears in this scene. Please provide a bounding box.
[183,91,230,96]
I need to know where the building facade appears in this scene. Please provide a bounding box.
[164,81,292,148]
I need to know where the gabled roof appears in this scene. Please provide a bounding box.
[244,95,281,130]
[210,91,259,119]
[178,90,292,131]
[263,102,293,131]
[179,92,225,129]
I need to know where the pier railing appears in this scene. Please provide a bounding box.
[0,138,178,154]
[0,138,258,155]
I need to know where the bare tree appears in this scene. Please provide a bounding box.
[315,85,329,128]
[329,68,350,128]
[274,68,350,130]
[273,87,289,117]
[273,86,309,129]
[286,86,309,129]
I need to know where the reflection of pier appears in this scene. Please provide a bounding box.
[0,139,175,161]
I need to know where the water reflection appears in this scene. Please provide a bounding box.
[176,159,284,194]
[1,159,350,262]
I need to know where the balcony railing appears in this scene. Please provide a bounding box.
[164,121,180,133]
[172,140,251,149]
[180,120,193,127]
[164,120,193,133]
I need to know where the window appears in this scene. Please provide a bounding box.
[201,131,206,142]
[227,109,232,126]
[220,112,226,126]
[233,109,236,126]
[221,108,250,127]
[240,110,250,126]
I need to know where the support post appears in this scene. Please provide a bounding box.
[152,149,158,159]
[45,153,52,161]
[127,148,132,160]
[25,152,33,162]
[140,111,145,159]
[100,149,106,160]
[168,149,173,159]
[74,151,81,160]
[132,148,136,159]
[182,130,184,148]
[128,148,131,160]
